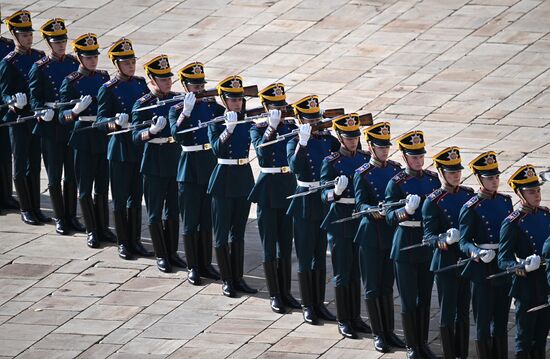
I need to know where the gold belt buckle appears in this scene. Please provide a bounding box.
[237,158,248,165]
[281,166,290,173]
[203,143,212,150]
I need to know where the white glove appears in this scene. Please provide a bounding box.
[72,95,92,115]
[115,113,129,128]
[445,228,460,245]
[40,109,54,122]
[404,194,421,215]
[479,249,496,263]
[149,116,166,135]
[298,123,311,146]
[182,92,196,117]
[225,111,238,133]
[525,254,541,272]
[13,93,27,109]
[334,175,349,196]
[268,109,281,128]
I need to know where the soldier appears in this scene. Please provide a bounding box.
[422,147,474,359]
[208,75,257,297]
[59,33,114,248]
[96,38,151,260]
[499,165,549,359]
[249,83,300,313]
[169,62,223,284]
[320,113,371,338]
[354,122,405,352]
[0,10,49,225]
[384,130,440,359]
[458,151,513,359]
[28,18,82,235]
[287,95,340,325]
[131,55,185,273]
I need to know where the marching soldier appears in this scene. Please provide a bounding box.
[384,130,440,359]
[208,75,257,297]
[422,147,474,359]
[59,33,114,248]
[354,122,405,352]
[545,237,550,287]
[96,38,151,260]
[287,95,339,325]
[320,113,371,338]
[458,151,513,359]
[0,10,49,225]
[169,62,222,284]
[28,18,82,235]
[249,83,300,313]
[131,55,185,273]
[499,165,549,359]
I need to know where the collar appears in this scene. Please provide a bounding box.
[339,147,355,157]
[442,183,459,193]
[519,204,536,214]
[478,187,496,199]
[49,52,65,62]
[78,66,93,76]
[369,157,386,168]
[405,167,422,178]
[152,88,169,100]
[14,46,31,55]
[116,73,131,82]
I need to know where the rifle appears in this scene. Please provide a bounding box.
[330,199,407,224]
[108,120,154,136]
[176,113,268,135]
[540,169,550,183]
[286,179,338,200]
[0,110,47,128]
[486,259,546,280]
[245,106,345,119]
[400,233,447,252]
[434,256,479,273]
[527,296,550,312]
[72,116,119,133]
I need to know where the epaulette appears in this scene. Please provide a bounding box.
[318,130,331,136]
[539,206,549,213]
[355,162,371,174]
[357,149,371,157]
[4,51,16,62]
[32,49,45,57]
[254,121,268,128]
[460,185,475,193]
[103,77,120,88]
[137,92,155,105]
[66,54,78,62]
[134,75,145,82]
[35,56,51,68]
[0,37,14,46]
[506,210,522,223]
[387,159,402,168]
[391,171,409,184]
[465,195,481,209]
[427,188,444,201]
[97,70,109,76]
[424,169,438,178]
[67,71,83,83]
[497,193,511,200]
[325,152,340,162]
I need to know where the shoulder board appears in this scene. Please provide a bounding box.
[0,37,14,46]
[465,195,481,208]
[254,121,268,128]
[138,92,155,104]
[97,70,109,76]
[427,188,444,201]
[325,152,340,162]
[424,169,438,178]
[32,49,45,57]
[459,185,475,193]
[4,51,16,62]
[65,54,78,62]
[318,130,332,136]
[539,206,549,213]
[355,162,371,174]
[67,71,82,82]
[505,210,522,223]
[497,193,511,200]
[103,77,120,88]
[357,149,371,156]
[35,56,51,67]
[173,102,184,110]
[387,159,402,168]
[391,171,409,184]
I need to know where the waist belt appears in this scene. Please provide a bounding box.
[218,158,249,165]
[399,221,422,227]
[181,143,211,152]
[475,243,499,250]
[148,137,173,144]
[297,180,320,188]
[260,166,290,174]
[336,198,355,204]
[79,116,96,122]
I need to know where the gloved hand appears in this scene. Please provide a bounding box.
[446,228,460,245]
[404,194,421,215]
[115,113,129,128]
[182,92,196,117]
[72,95,92,115]
[149,116,166,135]
[225,111,238,133]
[479,249,496,263]
[40,109,54,122]
[334,175,349,196]
[268,109,281,129]
[13,93,27,109]
[525,254,541,272]
[298,123,311,146]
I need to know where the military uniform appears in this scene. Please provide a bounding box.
[208,75,256,297]
[287,95,340,325]
[354,122,404,352]
[249,83,300,313]
[544,237,550,287]
[422,147,474,359]
[320,113,370,339]
[169,62,223,284]
[131,55,184,273]
[0,10,47,225]
[384,130,440,359]
[458,151,513,359]
[498,165,549,359]
[96,38,150,260]
[28,18,81,235]
[59,33,112,248]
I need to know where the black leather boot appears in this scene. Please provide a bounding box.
[215,245,235,297]
[454,318,469,359]
[277,257,301,309]
[79,195,99,248]
[183,233,201,285]
[381,294,406,348]
[113,209,132,260]
[264,261,285,313]
[350,279,371,333]
[298,271,318,325]
[198,230,220,280]
[335,286,357,339]
[531,348,546,359]
[94,194,116,243]
[164,219,187,268]
[149,222,171,273]
[514,352,529,359]
[128,207,153,257]
[49,184,68,235]
[231,241,257,294]
[439,326,455,359]
[366,298,389,352]
[0,162,18,210]
[63,181,85,232]
[14,177,40,225]
[312,269,336,321]
[475,338,492,359]
[418,307,440,359]
[492,335,508,359]
[28,174,51,223]
[402,311,421,359]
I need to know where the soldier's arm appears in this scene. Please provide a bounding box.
[169,105,183,141]
[207,121,229,157]
[458,206,479,257]
[131,100,152,144]
[422,198,442,246]
[321,159,338,203]
[543,237,550,286]
[28,64,44,110]
[0,61,15,105]
[384,180,408,226]
[287,138,306,175]
[58,79,77,125]
[249,123,265,156]
[498,219,520,271]
[353,172,382,220]
[95,86,119,132]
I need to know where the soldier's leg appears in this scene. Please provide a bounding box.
[28,133,50,223]
[491,283,512,359]
[395,260,421,356]
[10,127,38,224]
[212,195,236,297]
[143,174,170,272]
[312,226,336,321]
[179,181,201,283]
[163,177,186,268]
[195,185,218,279]
[436,272,458,359]
[380,252,405,348]
[94,155,115,243]
[531,306,549,358]
[127,164,150,257]
[63,145,84,232]
[416,260,438,359]
[349,241,370,334]
[277,209,299,309]
[514,304,534,356]
[42,136,67,234]
[0,126,18,210]
[455,275,471,359]
[331,233,355,337]
[229,196,256,294]
[75,149,99,248]
[110,160,131,259]
[471,281,493,359]
[294,216,317,324]
[258,205,284,312]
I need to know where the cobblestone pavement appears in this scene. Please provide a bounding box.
[1,0,550,358]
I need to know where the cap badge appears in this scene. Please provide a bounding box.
[448,149,458,160]
[307,97,317,109]
[411,133,421,145]
[525,167,536,178]
[52,21,63,31]
[230,78,241,88]
[192,64,202,74]
[20,13,30,23]
[158,58,169,70]
[273,86,283,96]
[121,41,132,51]
[85,35,96,46]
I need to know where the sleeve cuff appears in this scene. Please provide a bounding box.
[263,126,277,141]
[63,110,76,122]
[220,129,231,144]
[396,207,409,222]
[107,121,119,132]
[140,130,152,141]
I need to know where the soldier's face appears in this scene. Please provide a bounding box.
[225,97,243,112]
[186,83,205,93]
[520,186,541,207]
[80,55,98,71]
[371,144,390,161]
[118,59,136,77]
[405,154,424,171]
[443,170,462,187]
[49,40,67,56]
[15,32,33,48]
[152,77,173,94]
[342,137,359,152]
[480,175,499,192]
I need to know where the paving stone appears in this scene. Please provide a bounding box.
[0,323,55,341]
[76,304,143,321]
[16,348,83,359]
[0,263,57,280]
[270,336,337,355]
[118,277,180,294]
[100,290,164,307]
[55,318,123,336]
[74,267,139,284]
[118,337,186,355]
[76,343,121,359]
[10,308,77,326]
[55,280,119,297]
[32,295,99,312]
[0,339,35,357]
[33,333,101,350]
